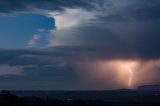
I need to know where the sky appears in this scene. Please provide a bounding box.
[0,0,160,90]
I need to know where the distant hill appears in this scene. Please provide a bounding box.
[1,90,160,106]
[137,85,160,91]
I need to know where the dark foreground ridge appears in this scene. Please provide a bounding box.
[1,87,160,106]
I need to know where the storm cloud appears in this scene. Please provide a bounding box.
[0,0,160,90]
[0,0,95,14]
[0,0,160,60]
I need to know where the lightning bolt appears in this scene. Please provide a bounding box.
[127,68,133,87]
[118,61,134,87]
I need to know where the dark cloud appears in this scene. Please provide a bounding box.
[0,0,160,89]
[0,48,82,90]
[69,21,160,60]
[1,0,160,60]
[0,0,94,14]
[47,0,160,60]
[100,0,160,21]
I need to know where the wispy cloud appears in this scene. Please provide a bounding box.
[0,65,23,76]
[27,34,41,48]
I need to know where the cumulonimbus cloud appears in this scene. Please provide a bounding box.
[0,0,160,90]
[1,0,160,60]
